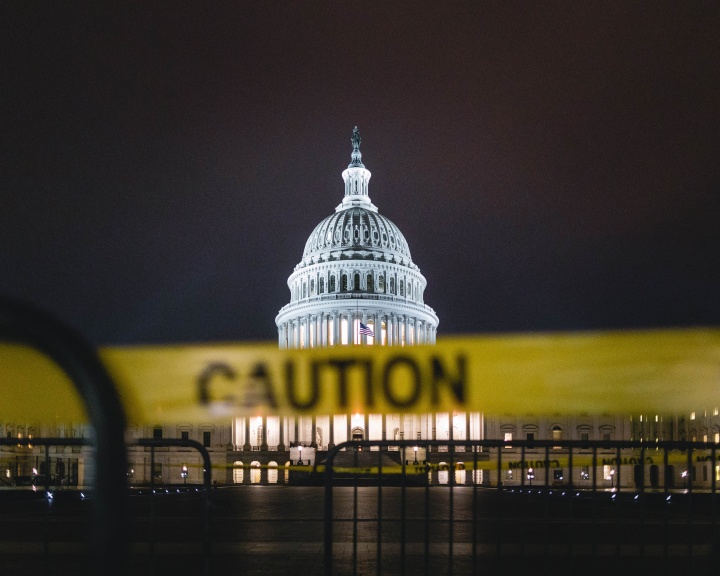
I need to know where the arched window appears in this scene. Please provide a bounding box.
[354,272,361,291]
[378,274,385,291]
[319,277,325,293]
[303,283,307,298]
[367,274,374,292]
[389,278,395,294]
[329,276,336,292]
[310,279,315,295]
[341,274,348,291]
[552,426,562,449]
[233,461,244,483]
[399,280,405,297]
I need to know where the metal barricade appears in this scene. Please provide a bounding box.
[130,439,213,576]
[323,439,720,576]
[0,297,128,575]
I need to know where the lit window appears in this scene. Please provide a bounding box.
[603,465,614,480]
[504,432,513,443]
[714,433,719,443]
[552,426,562,441]
[691,412,696,420]
[715,408,719,416]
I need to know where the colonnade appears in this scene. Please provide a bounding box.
[278,309,437,348]
[233,412,483,451]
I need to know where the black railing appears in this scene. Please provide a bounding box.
[323,439,720,576]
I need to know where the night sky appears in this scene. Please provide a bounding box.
[2,3,719,345]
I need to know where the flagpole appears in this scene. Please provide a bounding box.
[356,298,359,346]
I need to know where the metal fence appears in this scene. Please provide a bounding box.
[323,439,720,576]
[4,299,720,575]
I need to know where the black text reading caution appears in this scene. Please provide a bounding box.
[198,354,467,413]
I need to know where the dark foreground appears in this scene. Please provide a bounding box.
[0,486,718,575]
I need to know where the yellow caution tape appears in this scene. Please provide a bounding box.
[1,328,719,423]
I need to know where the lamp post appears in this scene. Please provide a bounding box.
[298,445,303,466]
[527,467,534,486]
[413,446,418,465]
[681,469,688,489]
[181,465,188,485]
[610,468,615,489]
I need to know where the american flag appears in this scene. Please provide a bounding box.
[359,322,374,337]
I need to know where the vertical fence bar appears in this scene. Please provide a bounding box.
[472,446,478,575]
[377,447,382,575]
[353,446,358,576]
[323,445,334,576]
[519,444,526,558]
[687,446,693,558]
[150,445,156,575]
[496,443,503,558]
[448,446,454,576]
[663,446,670,560]
[400,448,406,576]
[424,458,430,576]
[591,446,598,560]
[639,444,646,559]
[712,444,717,563]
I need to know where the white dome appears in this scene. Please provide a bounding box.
[276,127,438,349]
[302,206,412,262]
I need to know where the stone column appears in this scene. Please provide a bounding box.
[347,311,353,345]
[243,417,251,451]
[333,311,340,346]
[278,417,286,452]
[361,310,368,345]
[321,313,327,347]
[404,315,409,346]
[261,415,268,451]
[304,315,311,349]
[374,313,381,346]
[294,320,300,349]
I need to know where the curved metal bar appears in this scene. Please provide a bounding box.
[0,297,128,573]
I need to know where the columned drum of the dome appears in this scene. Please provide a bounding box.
[276,127,438,348]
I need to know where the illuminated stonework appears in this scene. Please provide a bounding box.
[276,127,438,347]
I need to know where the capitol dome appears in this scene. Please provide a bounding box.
[302,207,412,264]
[276,127,438,348]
